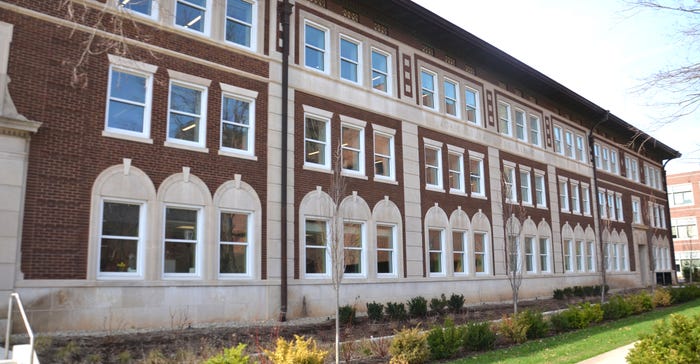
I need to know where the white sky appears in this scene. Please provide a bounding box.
[412,0,700,173]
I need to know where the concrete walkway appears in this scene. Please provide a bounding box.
[577,342,637,364]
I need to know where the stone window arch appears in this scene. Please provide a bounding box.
[338,192,371,278]
[561,223,575,272]
[471,210,492,275]
[537,219,553,273]
[372,196,403,278]
[425,204,449,276]
[299,187,334,278]
[449,207,471,275]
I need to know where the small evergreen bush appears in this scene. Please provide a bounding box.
[204,344,250,364]
[448,293,465,313]
[602,295,633,320]
[386,301,408,321]
[627,292,653,314]
[551,303,603,331]
[626,314,700,364]
[264,335,328,364]
[426,318,465,360]
[517,309,548,339]
[367,301,384,322]
[552,288,565,300]
[497,314,528,344]
[338,304,356,325]
[429,294,448,315]
[389,327,429,364]
[463,322,496,351]
[407,296,428,318]
[653,288,672,307]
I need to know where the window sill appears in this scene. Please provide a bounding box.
[522,202,534,207]
[102,130,153,144]
[341,171,368,180]
[164,141,209,153]
[218,149,258,161]
[426,185,445,193]
[471,194,487,200]
[303,164,332,174]
[373,177,398,185]
[97,273,144,280]
[450,190,468,197]
[536,204,548,209]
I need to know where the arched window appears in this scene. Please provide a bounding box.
[449,208,471,276]
[338,192,371,278]
[372,197,403,278]
[561,223,575,273]
[425,205,449,276]
[471,210,492,275]
[299,187,334,278]
[537,220,552,274]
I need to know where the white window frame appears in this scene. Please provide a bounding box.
[669,184,694,207]
[447,145,465,194]
[610,150,619,174]
[534,170,546,208]
[553,125,563,154]
[529,115,541,146]
[304,218,330,278]
[632,197,641,224]
[373,125,396,182]
[174,0,211,35]
[594,144,601,168]
[571,181,580,214]
[498,101,512,136]
[607,192,616,221]
[559,178,570,212]
[428,228,446,276]
[343,220,366,278]
[376,224,397,277]
[224,0,257,50]
[598,189,607,219]
[443,78,460,118]
[465,86,481,125]
[219,84,257,158]
[602,147,610,171]
[370,48,391,95]
[104,56,157,141]
[98,199,145,279]
[539,237,550,273]
[503,162,517,203]
[615,193,624,222]
[304,111,332,170]
[474,231,490,275]
[218,210,253,278]
[520,166,532,205]
[163,205,203,279]
[631,159,639,182]
[340,115,366,176]
[452,230,468,275]
[564,130,574,158]
[420,69,438,110]
[304,20,329,73]
[582,184,591,216]
[587,241,596,272]
[564,239,574,272]
[525,236,536,273]
[575,134,585,162]
[576,240,585,272]
[116,0,159,19]
[515,109,527,142]
[469,152,486,197]
[166,77,209,150]
[424,138,443,190]
[339,34,362,84]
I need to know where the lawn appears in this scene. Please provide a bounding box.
[450,298,700,364]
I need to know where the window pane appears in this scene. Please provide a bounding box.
[164,241,196,273]
[111,71,146,103]
[223,97,251,126]
[340,38,358,82]
[176,1,205,32]
[305,118,326,141]
[444,81,457,116]
[305,220,326,274]
[220,244,247,273]
[377,225,394,274]
[118,0,152,15]
[170,84,201,114]
[165,208,197,240]
[220,213,247,242]
[100,238,138,272]
[222,123,248,150]
[169,113,200,142]
[108,101,145,132]
[103,202,140,236]
[226,20,251,47]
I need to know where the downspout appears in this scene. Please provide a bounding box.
[588,111,609,303]
[661,158,679,284]
[279,0,293,322]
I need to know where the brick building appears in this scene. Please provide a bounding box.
[0,0,680,332]
[668,169,700,275]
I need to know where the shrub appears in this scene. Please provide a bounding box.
[338,304,356,325]
[463,322,496,351]
[669,285,700,303]
[552,288,565,300]
[602,295,633,320]
[389,327,429,364]
[386,301,408,321]
[626,314,700,364]
[497,314,528,344]
[429,294,448,315]
[265,335,328,364]
[583,285,595,297]
[204,343,250,364]
[426,318,465,360]
[653,288,672,307]
[549,310,574,332]
[448,293,465,313]
[576,302,604,328]
[628,292,653,314]
[551,303,603,331]
[518,309,548,339]
[681,266,700,282]
[562,287,574,298]
[573,286,585,297]
[367,301,384,322]
[407,296,428,318]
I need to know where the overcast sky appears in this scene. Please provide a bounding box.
[412,0,699,173]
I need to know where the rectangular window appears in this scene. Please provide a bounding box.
[167,81,207,147]
[341,124,364,174]
[565,130,574,158]
[453,231,467,274]
[529,115,541,146]
[340,36,360,83]
[425,145,442,189]
[534,173,546,207]
[428,229,444,275]
[515,109,527,141]
[559,179,569,212]
[564,239,573,272]
[221,94,254,154]
[374,131,394,180]
[99,201,142,275]
[343,222,364,275]
[498,102,512,136]
[305,22,327,72]
[219,212,250,275]
[587,241,595,272]
[602,147,609,171]
[176,0,208,33]
[539,238,550,272]
[225,0,254,48]
[671,218,698,240]
[575,134,585,162]
[504,164,517,203]
[571,183,580,214]
[553,126,563,154]
[470,156,485,196]
[610,150,618,174]
[631,159,639,182]
[106,67,153,138]
[164,207,200,275]
[525,237,535,273]
[608,193,616,220]
[448,151,464,193]
[465,87,480,124]
[305,219,328,275]
[304,116,330,168]
[520,169,532,205]
[376,225,395,275]
[632,198,641,224]
[444,79,458,117]
[582,185,591,215]
[474,232,487,273]
[371,49,390,93]
[598,190,607,219]
[615,194,624,221]
[421,70,437,109]
[576,240,585,272]
[118,0,155,17]
[669,184,694,207]
[594,144,601,168]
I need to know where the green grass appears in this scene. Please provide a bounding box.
[450,299,700,364]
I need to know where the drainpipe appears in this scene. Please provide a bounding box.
[660,158,679,284]
[279,0,293,322]
[588,111,609,303]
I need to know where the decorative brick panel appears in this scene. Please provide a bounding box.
[402,54,413,99]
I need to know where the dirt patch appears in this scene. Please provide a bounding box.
[26,298,578,363]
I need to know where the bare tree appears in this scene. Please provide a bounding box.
[327,142,347,364]
[500,169,526,315]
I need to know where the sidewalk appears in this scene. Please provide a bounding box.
[577,342,637,364]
